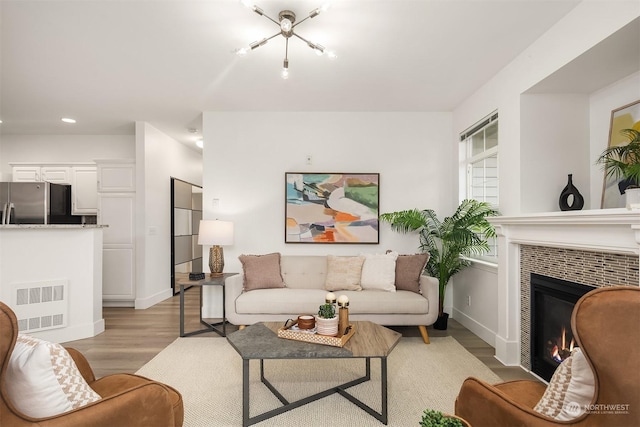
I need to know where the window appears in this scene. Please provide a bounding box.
[460,111,498,259]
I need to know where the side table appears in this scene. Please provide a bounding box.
[178,273,237,337]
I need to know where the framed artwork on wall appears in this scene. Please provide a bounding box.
[601,99,640,208]
[285,172,380,243]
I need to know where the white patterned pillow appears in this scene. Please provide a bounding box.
[533,347,595,420]
[6,334,101,418]
[360,252,399,292]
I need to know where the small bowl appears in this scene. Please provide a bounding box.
[297,315,315,330]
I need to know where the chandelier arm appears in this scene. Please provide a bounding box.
[261,13,280,26]
[292,15,311,28]
[292,33,324,53]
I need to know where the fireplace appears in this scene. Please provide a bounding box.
[530,273,594,381]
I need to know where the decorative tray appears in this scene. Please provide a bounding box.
[277,322,356,347]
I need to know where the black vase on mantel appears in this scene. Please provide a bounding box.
[559,174,584,211]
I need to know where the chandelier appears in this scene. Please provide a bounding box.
[235,1,337,79]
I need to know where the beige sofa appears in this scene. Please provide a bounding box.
[225,255,439,343]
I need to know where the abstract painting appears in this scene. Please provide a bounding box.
[285,173,379,243]
[601,100,640,208]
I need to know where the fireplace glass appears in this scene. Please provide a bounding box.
[530,273,594,381]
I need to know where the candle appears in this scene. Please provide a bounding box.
[338,294,349,307]
[325,292,336,303]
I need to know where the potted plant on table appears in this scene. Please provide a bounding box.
[380,199,498,330]
[597,128,640,209]
[315,302,338,336]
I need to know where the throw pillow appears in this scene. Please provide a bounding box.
[533,347,595,420]
[6,334,101,418]
[360,252,399,292]
[395,253,430,293]
[239,252,286,291]
[324,255,365,291]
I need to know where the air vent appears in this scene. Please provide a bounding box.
[13,280,68,333]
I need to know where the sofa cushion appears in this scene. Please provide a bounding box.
[324,255,365,291]
[6,334,101,418]
[239,252,286,291]
[533,347,595,420]
[360,252,398,292]
[235,288,428,315]
[395,253,430,293]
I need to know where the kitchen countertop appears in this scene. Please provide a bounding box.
[0,224,108,229]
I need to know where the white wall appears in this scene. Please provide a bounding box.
[134,122,203,309]
[452,2,639,346]
[201,111,454,317]
[0,134,135,180]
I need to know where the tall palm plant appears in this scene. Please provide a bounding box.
[597,128,640,192]
[380,199,499,321]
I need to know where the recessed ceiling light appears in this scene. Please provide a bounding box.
[61,117,76,123]
[0,120,3,124]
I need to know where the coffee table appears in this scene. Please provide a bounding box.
[226,321,401,426]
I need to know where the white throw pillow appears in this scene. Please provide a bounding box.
[360,252,399,292]
[6,334,101,418]
[533,347,595,420]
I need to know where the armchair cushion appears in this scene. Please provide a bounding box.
[6,334,101,418]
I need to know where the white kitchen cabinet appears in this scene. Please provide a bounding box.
[97,160,135,192]
[12,165,70,183]
[71,167,98,215]
[96,159,136,307]
[98,193,135,306]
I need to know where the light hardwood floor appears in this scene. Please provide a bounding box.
[63,287,539,382]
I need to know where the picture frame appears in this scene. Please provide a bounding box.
[601,100,640,208]
[285,172,380,244]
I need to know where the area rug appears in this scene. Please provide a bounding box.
[136,336,501,427]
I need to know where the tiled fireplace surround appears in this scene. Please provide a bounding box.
[489,209,640,367]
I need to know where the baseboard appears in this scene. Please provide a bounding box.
[451,307,496,348]
[135,288,173,310]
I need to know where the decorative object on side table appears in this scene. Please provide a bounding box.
[558,174,584,211]
[597,127,640,209]
[198,220,234,276]
[380,199,499,330]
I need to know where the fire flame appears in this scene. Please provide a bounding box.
[551,326,575,363]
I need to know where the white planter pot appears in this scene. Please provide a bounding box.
[315,316,339,336]
[626,187,640,210]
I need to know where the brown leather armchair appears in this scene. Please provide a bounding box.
[0,301,184,427]
[455,285,640,426]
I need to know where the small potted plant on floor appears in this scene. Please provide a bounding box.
[597,128,640,209]
[420,409,470,427]
[380,199,499,330]
[315,302,338,336]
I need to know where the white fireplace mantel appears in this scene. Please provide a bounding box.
[488,208,640,366]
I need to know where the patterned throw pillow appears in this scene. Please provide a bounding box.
[239,252,286,291]
[533,347,595,420]
[324,255,365,291]
[6,334,101,418]
[360,252,399,292]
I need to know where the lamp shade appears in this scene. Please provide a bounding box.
[198,220,234,246]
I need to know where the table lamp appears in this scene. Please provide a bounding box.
[198,220,234,276]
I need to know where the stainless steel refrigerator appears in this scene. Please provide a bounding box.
[0,182,81,224]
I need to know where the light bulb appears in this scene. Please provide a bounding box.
[326,50,337,60]
[195,139,203,148]
[320,2,331,12]
[280,18,292,32]
[281,67,289,79]
[239,0,252,8]
[315,48,324,56]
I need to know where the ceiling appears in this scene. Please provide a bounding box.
[0,0,582,150]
